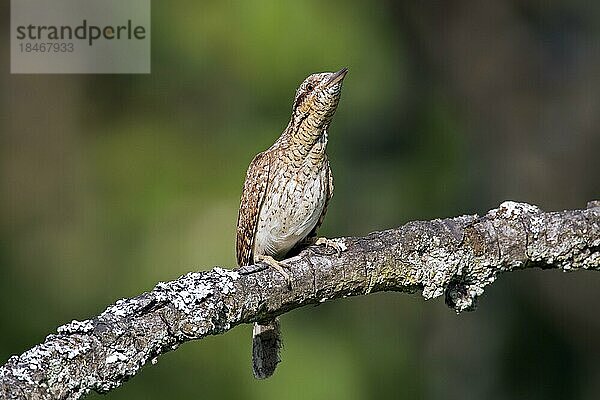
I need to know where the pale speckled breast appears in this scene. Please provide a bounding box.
[253,148,329,260]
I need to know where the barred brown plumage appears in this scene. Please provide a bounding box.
[235,68,348,379]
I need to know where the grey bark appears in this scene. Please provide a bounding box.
[1,201,599,399]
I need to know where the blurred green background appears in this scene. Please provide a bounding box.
[2,1,600,399]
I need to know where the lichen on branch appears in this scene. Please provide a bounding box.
[1,201,598,400]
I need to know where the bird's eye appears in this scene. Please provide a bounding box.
[306,83,315,92]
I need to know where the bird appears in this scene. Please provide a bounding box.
[236,67,348,379]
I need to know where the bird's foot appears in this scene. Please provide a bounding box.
[315,237,346,256]
[256,255,291,288]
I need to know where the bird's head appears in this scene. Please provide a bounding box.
[289,68,348,133]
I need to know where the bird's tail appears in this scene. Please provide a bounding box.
[252,318,282,379]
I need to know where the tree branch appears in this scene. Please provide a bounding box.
[1,201,599,399]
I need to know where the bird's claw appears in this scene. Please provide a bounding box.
[315,237,346,256]
[256,255,292,288]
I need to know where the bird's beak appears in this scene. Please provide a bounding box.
[326,67,349,87]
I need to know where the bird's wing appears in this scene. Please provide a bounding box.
[236,151,271,266]
[310,159,334,236]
